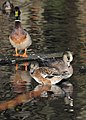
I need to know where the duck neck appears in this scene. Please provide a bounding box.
[15,20,22,29]
[68,52,73,63]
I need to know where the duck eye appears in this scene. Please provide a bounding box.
[67,56,70,60]
[63,71,67,73]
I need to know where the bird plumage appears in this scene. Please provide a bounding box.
[9,9,32,57]
[29,51,73,85]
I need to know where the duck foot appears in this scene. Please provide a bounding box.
[19,53,28,58]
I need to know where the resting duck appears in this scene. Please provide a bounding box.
[48,51,73,79]
[29,51,73,85]
[9,11,32,57]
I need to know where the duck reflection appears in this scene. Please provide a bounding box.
[10,70,31,93]
[39,81,74,110]
[10,62,31,93]
[0,84,50,111]
[0,79,73,112]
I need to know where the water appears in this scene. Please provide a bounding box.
[0,0,86,120]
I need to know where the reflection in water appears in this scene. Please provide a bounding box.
[0,64,74,120]
[76,0,86,66]
[74,0,86,120]
[42,0,79,53]
[0,84,50,111]
[10,69,31,93]
[0,6,15,55]
[29,0,46,52]
[0,81,73,114]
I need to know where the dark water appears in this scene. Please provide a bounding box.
[0,0,86,120]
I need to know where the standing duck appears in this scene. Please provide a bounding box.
[9,8,32,57]
[29,51,73,85]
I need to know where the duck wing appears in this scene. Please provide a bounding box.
[40,67,61,78]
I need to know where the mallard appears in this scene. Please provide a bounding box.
[9,19,32,57]
[29,51,73,85]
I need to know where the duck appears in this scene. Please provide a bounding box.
[30,62,63,85]
[2,0,14,14]
[9,8,32,57]
[48,51,73,79]
[29,51,73,85]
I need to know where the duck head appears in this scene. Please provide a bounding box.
[29,62,39,74]
[2,1,11,10]
[63,51,73,67]
[14,20,22,29]
[14,6,21,20]
[2,0,14,15]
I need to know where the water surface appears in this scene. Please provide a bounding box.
[0,0,86,120]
